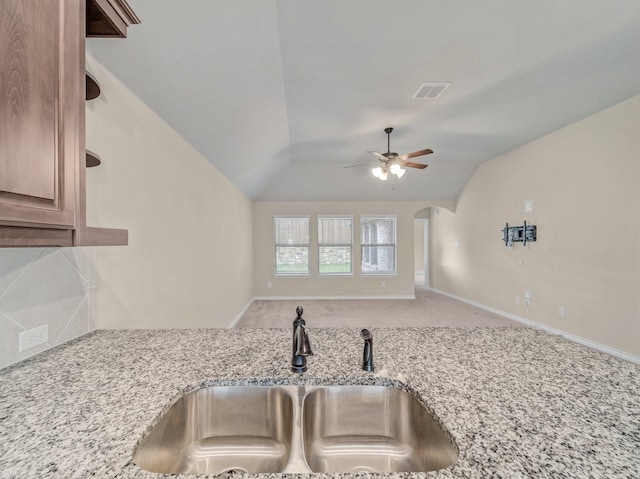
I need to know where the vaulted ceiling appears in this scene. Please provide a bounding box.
[87,0,640,202]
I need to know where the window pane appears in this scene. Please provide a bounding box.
[319,246,352,273]
[361,245,395,273]
[318,217,352,274]
[276,247,309,274]
[275,217,309,245]
[361,216,396,274]
[318,217,352,244]
[275,216,309,274]
[361,217,395,244]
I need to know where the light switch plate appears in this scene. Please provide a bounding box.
[524,200,534,213]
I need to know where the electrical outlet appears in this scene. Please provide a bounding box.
[559,306,566,317]
[267,281,272,288]
[515,296,520,305]
[524,290,532,300]
[524,299,530,308]
[19,325,48,352]
[381,280,386,287]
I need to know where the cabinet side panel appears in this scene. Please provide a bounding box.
[0,0,57,200]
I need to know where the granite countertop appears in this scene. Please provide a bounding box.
[0,327,638,478]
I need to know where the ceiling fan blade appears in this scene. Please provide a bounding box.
[344,162,375,168]
[367,150,389,161]
[400,161,428,169]
[397,148,433,161]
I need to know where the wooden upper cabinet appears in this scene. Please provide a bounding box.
[0,0,81,229]
[0,0,139,247]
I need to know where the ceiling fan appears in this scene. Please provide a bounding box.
[346,127,433,180]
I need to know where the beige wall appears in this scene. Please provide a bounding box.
[85,56,254,329]
[253,201,453,299]
[430,95,640,357]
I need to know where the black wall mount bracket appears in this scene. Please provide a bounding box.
[502,221,537,247]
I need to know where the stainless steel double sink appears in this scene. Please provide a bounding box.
[133,385,458,475]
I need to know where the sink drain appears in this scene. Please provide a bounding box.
[352,466,379,473]
[220,467,249,474]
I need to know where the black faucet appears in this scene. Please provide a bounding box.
[360,329,374,372]
[291,306,313,373]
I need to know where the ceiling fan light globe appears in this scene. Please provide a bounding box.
[395,167,406,178]
[372,167,382,178]
[389,163,401,175]
[379,170,388,181]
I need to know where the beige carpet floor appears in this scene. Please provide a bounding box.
[235,284,521,328]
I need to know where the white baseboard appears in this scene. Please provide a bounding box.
[253,295,416,301]
[226,299,255,329]
[431,288,640,365]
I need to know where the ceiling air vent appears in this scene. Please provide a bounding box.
[413,82,451,100]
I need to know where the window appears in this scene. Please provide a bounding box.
[274,216,310,275]
[318,216,353,274]
[361,216,397,274]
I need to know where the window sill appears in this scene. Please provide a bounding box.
[273,273,312,278]
[360,273,398,277]
[317,273,354,278]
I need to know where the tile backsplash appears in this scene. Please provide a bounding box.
[0,247,96,370]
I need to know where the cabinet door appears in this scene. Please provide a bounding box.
[0,0,80,228]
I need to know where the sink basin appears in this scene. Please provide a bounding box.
[134,384,457,474]
[133,386,294,474]
[302,386,458,473]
